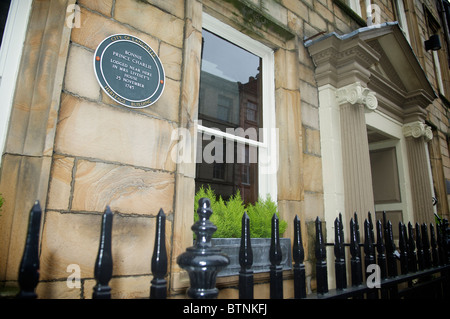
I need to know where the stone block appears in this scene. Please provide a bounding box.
[114,0,184,48]
[84,275,152,299]
[276,88,303,201]
[139,0,185,19]
[99,77,180,124]
[47,155,74,210]
[64,44,100,101]
[40,211,172,280]
[159,42,183,82]
[78,0,113,17]
[309,11,328,31]
[71,160,175,215]
[55,93,178,171]
[303,154,324,193]
[71,7,159,52]
[301,102,320,130]
[37,281,83,299]
[303,126,321,156]
[40,211,103,280]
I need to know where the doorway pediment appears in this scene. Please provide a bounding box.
[306,22,437,122]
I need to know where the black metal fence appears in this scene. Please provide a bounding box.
[15,198,450,299]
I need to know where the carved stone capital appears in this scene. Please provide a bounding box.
[336,82,378,111]
[402,121,433,141]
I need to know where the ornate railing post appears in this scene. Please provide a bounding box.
[398,222,409,275]
[376,220,388,299]
[334,217,346,290]
[364,217,377,299]
[17,201,42,299]
[239,212,253,299]
[407,222,417,273]
[93,207,114,299]
[430,224,439,267]
[315,217,328,294]
[421,224,432,269]
[364,218,376,277]
[270,213,283,299]
[385,221,397,278]
[339,213,347,288]
[293,215,306,299]
[416,223,425,271]
[436,221,446,266]
[350,217,363,286]
[150,209,168,299]
[177,198,230,299]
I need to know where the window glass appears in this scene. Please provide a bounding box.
[196,29,262,204]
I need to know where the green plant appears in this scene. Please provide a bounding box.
[194,185,287,238]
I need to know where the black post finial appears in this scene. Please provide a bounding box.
[93,206,114,299]
[421,224,432,269]
[416,223,425,271]
[334,217,345,290]
[376,220,387,280]
[177,198,230,299]
[239,212,253,299]
[430,224,439,267]
[407,222,417,273]
[293,215,306,298]
[150,209,168,299]
[17,201,42,299]
[398,222,408,275]
[364,219,376,278]
[269,213,283,299]
[385,221,397,278]
[315,217,328,294]
[350,218,363,286]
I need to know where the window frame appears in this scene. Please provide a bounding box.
[0,0,32,163]
[198,12,278,201]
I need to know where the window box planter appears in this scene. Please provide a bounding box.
[212,237,292,277]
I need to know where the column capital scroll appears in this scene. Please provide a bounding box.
[402,121,433,142]
[336,82,378,111]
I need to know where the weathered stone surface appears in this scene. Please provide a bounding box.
[159,42,183,82]
[78,0,114,17]
[55,93,178,171]
[47,155,74,210]
[303,154,323,193]
[83,275,152,299]
[276,88,303,201]
[71,7,159,52]
[64,44,100,101]
[114,0,184,48]
[99,77,180,124]
[37,281,83,299]
[40,211,172,280]
[72,160,174,215]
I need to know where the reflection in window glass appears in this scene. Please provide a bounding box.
[196,29,262,204]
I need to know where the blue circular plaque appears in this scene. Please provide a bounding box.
[93,34,165,108]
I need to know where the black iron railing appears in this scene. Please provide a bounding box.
[14,198,450,299]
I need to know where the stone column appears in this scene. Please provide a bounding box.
[336,82,378,222]
[402,121,435,225]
